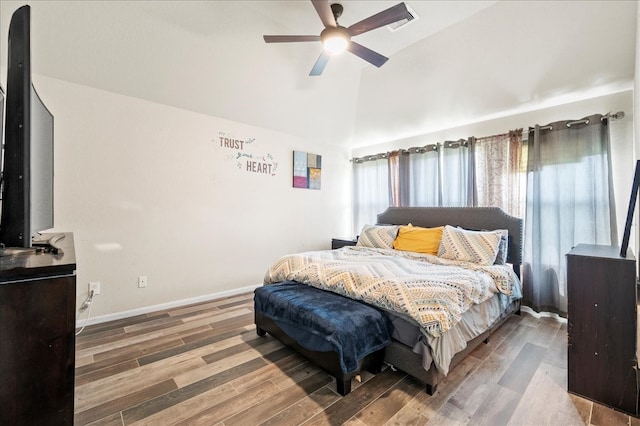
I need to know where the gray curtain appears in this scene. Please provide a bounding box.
[522,114,616,315]
[407,145,440,206]
[441,140,473,207]
[400,141,472,207]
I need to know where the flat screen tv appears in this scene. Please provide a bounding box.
[0,5,54,249]
[0,85,4,169]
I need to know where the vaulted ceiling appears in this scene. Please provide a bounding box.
[0,1,635,148]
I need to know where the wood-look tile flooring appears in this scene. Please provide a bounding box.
[75,292,639,426]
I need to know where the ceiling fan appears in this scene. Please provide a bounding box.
[263,1,414,76]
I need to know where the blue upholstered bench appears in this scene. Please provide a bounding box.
[254,281,393,396]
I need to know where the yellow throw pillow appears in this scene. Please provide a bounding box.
[393,225,444,255]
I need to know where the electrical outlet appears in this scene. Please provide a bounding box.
[138,276,147,288]
[89,282,100,295]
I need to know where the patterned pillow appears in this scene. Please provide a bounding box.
[459,227,509,264]
[356,225,399,249]
[494,230,509,265]
[437,225,503,265]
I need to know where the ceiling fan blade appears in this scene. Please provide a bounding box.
[347,41,388,68]
[348,2,412,36]
[311,0,337,28]
[264,35,321,43]
[309,51,331,76]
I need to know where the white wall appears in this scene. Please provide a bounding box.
[351,1,636,149]
[32,75,351,323]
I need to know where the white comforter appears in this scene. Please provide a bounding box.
[264,246,520,338]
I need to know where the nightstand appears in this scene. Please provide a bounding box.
[331,238,358,249]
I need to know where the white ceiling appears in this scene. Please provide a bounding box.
[353,0,637,147]
[0,0,497,146]
[0,1,636,149]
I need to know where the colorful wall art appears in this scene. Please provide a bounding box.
[293,151,321,190]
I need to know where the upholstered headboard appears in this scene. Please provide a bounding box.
[377,207,524,268]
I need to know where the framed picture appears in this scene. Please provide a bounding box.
[293,151,321,190]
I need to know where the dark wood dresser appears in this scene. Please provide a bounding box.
[566,244,638,416]
[0,233,77,425]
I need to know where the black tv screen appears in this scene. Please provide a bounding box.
[1,5,54,248]
[0,85,4,165]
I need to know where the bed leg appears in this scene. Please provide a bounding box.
[366,364,382,374]
[365,349,385,374]
[425,383,437,395]
[336,378,352,396]
[256,326,266,337]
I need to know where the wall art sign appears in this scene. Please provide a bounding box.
[293,151,321,190]
[216,131,278,176]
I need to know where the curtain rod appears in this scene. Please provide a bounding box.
[352,111,626,163]
[351,139,465,163]
[531,111,625,132]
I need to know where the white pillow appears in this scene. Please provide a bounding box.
[356,225,399,250]
[437,225,503,265]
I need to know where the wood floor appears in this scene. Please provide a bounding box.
[75,292,639,426]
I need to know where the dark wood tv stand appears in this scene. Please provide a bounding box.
[0,233,77,425]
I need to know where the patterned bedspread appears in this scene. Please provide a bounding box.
[264,246,520,338]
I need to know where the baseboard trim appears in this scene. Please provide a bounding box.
[76,284,261,328]
[520,305,568,322]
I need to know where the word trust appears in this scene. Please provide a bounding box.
[219,137,245,150]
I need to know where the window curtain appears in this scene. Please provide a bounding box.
[399,142,472,207]
[388,151,410,207]
[388,152,400,207]
[407,145,440,206]
[441,140,473,207]
[522,115,616,315]
[353,156,390,235]
[474,129,526,217]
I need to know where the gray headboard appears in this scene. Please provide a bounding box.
[377,207,523,267]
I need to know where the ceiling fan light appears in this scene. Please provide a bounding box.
[320,26,350,55]
[323,35,348,54]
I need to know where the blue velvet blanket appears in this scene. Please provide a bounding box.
[254,281,393,373]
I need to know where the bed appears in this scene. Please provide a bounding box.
[257,206,523,395]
